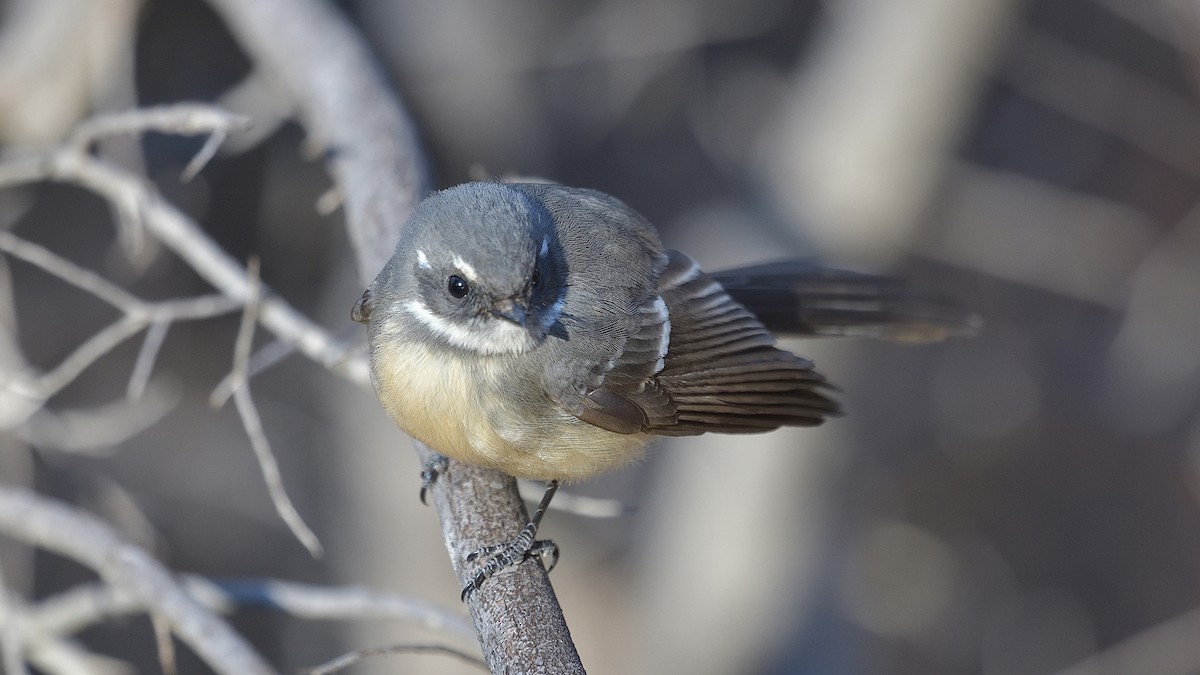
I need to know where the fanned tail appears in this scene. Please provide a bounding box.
[711,261,980,344]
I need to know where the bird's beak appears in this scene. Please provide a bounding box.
[490,298,528,326]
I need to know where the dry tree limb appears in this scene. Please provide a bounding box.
[0,486,276,675]
[204,0,585,672]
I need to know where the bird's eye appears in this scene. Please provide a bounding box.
[447,275,469,299]
[531,266,541,290]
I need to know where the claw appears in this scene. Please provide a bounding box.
[531,540,559,573]
[419,454,449,505]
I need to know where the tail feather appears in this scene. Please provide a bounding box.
[710,261,980,344]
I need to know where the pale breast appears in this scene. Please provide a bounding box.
[370,338,652,481]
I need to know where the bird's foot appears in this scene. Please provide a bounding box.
[461,526,559,601]
[419,454,449,506]
[461,480,561,600]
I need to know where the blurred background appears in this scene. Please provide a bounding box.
[2,0,1199,673]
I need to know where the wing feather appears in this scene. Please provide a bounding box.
[577,251,839,436]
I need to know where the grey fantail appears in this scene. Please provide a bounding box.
[352,181,975,596]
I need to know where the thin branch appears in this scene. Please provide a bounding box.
[0,562,31,675]
[210,330,362,409]
[519,482,631,519]
[208,338,296,407]
[1,587,134,675]
[19,383,179,455]
[181,127,231,182]
[0,485,276,675]
[186,578,475,637]
[229,259,324,558]
[126,319,169,400]
[67,103,250,156]
[26,638,134,675]
[0,113,370,385]
[28,315,146,400]
[23,576,474,641]
[301,643,487,675]
[8,300,234,404]
[0,230,143,312]
[0,228,242,412]
[149,613,176,675]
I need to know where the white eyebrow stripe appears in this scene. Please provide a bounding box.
[451,255,478,280]
[416,250,431,269]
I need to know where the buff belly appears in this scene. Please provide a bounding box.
[370,339,650,481]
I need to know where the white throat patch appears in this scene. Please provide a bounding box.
[404,299,537,355]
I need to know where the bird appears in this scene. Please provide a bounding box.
[351,181,975,597]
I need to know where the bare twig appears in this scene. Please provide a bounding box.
[0,229,242,417]
[0,230,141,310]
[301,643,487,675]
[2,586,134,675]
[0,485,276,675]
[0,562,31,675]
[229,259,324,558]
[27,316,145,400]
[19,383,179,455]
[0,117,371,386]
[187,577,476,637]
[126,319,169,400]
[209,331,363,408]
[149,613,176,675]
[23,576,473,641]
[26,637,134,675]
[519,482,630,519]
[67,103,249,155]
[214,68,296,154]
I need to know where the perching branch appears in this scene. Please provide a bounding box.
[204,0,584,671]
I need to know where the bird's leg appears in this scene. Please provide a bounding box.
[419,453,449,506]
[461,480,560,600]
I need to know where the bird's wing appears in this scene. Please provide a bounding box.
[573,251,840,436]
[571,283,679,434]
